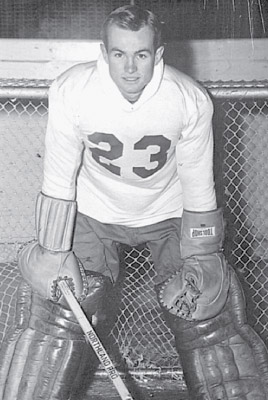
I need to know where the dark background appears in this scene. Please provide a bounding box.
[0,0,267,41]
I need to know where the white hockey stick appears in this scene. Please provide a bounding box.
[58,279,134,400]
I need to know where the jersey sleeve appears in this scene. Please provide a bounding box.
[176,90,217,212]
[42,78,84,201]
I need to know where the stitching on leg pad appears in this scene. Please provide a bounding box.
[0,274,110,400]
[159,268,268,400]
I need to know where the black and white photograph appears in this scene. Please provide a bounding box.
[0,1,268,399]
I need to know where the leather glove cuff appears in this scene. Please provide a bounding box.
[36,192,77,252]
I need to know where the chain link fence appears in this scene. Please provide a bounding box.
[1,78,268,375]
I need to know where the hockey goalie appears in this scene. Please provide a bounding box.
[1,4,268,400]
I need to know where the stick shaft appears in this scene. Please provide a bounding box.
[58,280,134,400]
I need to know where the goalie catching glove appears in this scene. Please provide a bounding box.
[159,209,230,321]
[158,267,268,400]
[157,209,268,399]
[18,192,87,304]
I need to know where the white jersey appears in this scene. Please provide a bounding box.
[42,54,216,227]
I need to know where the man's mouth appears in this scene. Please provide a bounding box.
[123,77,139,82]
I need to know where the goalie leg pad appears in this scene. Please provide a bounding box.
[0,271,111,400]
[158,268,268,400]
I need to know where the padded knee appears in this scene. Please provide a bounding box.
[159,268,268,399]
[0,271,111,400]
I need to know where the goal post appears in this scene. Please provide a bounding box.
[1,34,268,376]
[1,78,268,377]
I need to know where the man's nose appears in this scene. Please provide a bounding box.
[124,57,137,74]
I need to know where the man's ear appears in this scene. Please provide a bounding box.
[154,45,164,65]
[100,43,108,63]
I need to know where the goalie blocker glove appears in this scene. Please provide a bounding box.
[0,192,113,399]
[18,192,88,304]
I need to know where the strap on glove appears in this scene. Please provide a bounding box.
[18,192,87,304]
[159,209,230,321]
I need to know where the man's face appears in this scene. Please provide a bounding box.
[101,24,164,103]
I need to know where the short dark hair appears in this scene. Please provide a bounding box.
[101,5,163,51]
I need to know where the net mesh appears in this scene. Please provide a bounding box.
[220,98,268,341]
[109,245,180,370]
[1,79,268,373]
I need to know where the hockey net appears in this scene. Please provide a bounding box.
[1,79,268,376]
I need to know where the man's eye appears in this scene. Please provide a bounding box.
[114,53,123,58]
[138,53,147,59]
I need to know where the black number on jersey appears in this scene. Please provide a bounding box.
[133,135,171,178]
[87,132,123,176]
[87,132,171,178]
